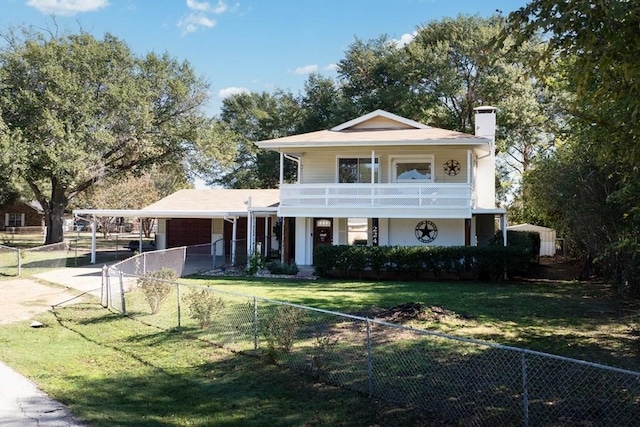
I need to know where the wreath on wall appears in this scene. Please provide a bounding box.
[415,220,438,243]
[443,159,461,176]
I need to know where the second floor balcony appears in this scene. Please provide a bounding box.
[277,182,473,219]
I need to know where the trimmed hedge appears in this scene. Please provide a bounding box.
[314,234,534,281]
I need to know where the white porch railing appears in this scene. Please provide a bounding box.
[278,183,474,218]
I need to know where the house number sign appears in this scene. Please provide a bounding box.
[415,220,438,243]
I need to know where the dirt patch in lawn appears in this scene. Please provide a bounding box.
[0,279,90,324]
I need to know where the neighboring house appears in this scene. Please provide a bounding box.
[75,108,507,267]
[255,108,507,267]
[0,201,44,233]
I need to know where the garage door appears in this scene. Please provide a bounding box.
[166,218,212,248]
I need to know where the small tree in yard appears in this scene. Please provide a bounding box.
[184,288,225,329]
[137,268,177,314]
[263,305,302,361]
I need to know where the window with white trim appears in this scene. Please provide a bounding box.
[6,213,24,227]
[393,155,434,183]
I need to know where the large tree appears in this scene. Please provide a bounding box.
[336,15,556,198]
[0,117,22,206]
[297,73,354,133]
[0,28,212,243]
[506,1,640,294]
[507,0,640,187]
[212,91,302,188]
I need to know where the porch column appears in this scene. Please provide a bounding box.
[467,150,472,184]
[501,213,508,246]
[282,217,288,264]
[279,152,284,185]
[246,198,254,265]
[90,215,97,264]
[371,150,375,183]
[231,218,238,265]
[264,217,269,257]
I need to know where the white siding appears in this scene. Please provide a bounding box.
[212,218,224,255]
[156,219,167,249]
[300,146,474,185]
[387,218,465,246]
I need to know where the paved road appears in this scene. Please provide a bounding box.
[0,266,103,427]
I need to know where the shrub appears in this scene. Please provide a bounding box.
[312,244,532,281]
[246,251,265,275]
[263,305,302,361]
[137,268,177,314]
[265,261,299,275]
[184,288,226,329]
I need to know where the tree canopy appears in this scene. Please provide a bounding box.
[211,15,553,199]
[209,91,302,189]
[0,28,215,243]
[507,0,640,295]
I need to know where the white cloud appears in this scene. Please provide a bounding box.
[186,0,228,14]
[218,86,249,99]
[291,65,318,75]
[178,13,216,35]
[325,63,338,72]
[26,0,109,16]
[394,32,416,48]
[179,0,228,35]
[186,0,210,12]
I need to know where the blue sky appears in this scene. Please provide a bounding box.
[1,0,530,116]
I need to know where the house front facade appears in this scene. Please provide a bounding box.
[0,201,44,233]
[256,108,506,267]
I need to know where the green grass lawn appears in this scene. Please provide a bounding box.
[0,303,439,427]
[1,261,638,426]
[180,275,640,371]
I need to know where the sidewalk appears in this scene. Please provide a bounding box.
[33,265,105,298]
[0,266,104,426]
[0,362,87,426]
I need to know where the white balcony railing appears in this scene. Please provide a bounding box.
[278,183,474,218]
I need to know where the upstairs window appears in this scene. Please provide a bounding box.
[393,155,434,183]
[338,158,379,183]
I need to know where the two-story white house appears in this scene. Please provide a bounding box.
[74,108,507,269]
[254,107,507,267]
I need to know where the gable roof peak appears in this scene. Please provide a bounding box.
[331,109,431,131]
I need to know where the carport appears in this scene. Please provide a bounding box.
[73,189,281,267]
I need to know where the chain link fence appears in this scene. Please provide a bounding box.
[102,256,640,427]
[0,244,21,276]
[0,242,73,275]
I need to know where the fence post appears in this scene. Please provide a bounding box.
[522,352,529,427]
[17,248,21,276]
[106,269,111,309]
[119,271,126,315]
[366,319,373,397]
[253,297,259,353]
[177,282,182,329]
[143,253,147,275]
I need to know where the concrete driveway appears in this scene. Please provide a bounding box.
[0,266,104,427]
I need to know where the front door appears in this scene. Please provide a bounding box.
[313,218,332,263]
[314,218,333,246]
